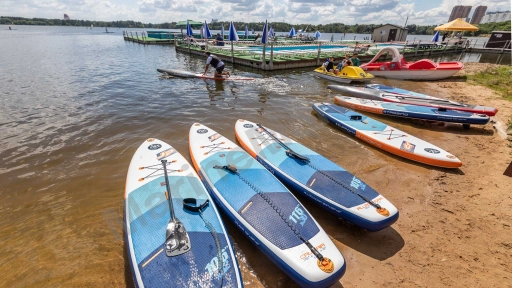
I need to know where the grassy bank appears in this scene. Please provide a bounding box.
[467,66,512,101]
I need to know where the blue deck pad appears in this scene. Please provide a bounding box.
[381,102,473,116]
[137,232,239,287]
[317,104,387,132]
[128,176,224,263]
[260,143,379,208]
[306,170,379,207]
[239,192,320,250]
[201,151,289,211]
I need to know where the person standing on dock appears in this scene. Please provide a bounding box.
[213,33,224,46]
[203,52,230,78]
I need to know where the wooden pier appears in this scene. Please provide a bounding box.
[174,39,481,71]
[123,31,175,45]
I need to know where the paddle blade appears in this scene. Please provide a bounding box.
[165,218,191,256]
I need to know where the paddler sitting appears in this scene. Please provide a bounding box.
[322,57,338,74]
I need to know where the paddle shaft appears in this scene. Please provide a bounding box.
[161,160,176,222]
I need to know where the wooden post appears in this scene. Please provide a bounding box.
[136,32,139,43]
[414,40,421,56]
[402,40,408,53]
[231,41,235,64]
[269,41,274,70]
[316,41,322,66]
[442,42,448,54]
[261,42,266,70]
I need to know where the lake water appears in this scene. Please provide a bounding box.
[0,25,507,287]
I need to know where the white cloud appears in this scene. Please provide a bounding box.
[1,0,510,25]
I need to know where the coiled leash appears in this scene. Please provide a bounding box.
[256,124,387,213]
[183,198,224,287]
[213,164,326,263]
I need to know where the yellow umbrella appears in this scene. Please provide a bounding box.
[434,18,478,31]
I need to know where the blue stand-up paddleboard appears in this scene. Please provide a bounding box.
[312,103,463,168]
[125,139,243,287]
[189,124,346,287]
[335,96,490,126]
[234,119,399,231]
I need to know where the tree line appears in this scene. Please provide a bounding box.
[1,16,509,36]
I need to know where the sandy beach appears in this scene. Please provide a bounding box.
[328,63,512,288]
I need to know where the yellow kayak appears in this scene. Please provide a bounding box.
[313,66,374,84]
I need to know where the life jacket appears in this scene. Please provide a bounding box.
[326,61,334,71]
[209,55,221,68]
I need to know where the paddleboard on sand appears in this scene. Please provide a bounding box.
[366,84,436,98]
[234,119,399,231]
[157,68,254,81]
[125,138,242,287]
[334,96,490,126]
[312,103,462,168]
[189,124,346,287]
[328,85,498,116]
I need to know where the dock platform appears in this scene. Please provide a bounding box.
[174,40,475,71]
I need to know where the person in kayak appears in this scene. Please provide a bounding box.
[203,52,230,78]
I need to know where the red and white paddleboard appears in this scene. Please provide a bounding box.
[157,68,254,81]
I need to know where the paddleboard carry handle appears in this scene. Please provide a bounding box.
[161,160,191,257]
[255,124,310,162]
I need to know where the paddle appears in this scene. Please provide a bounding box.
[161,159,191,257]
[256,124,310,161]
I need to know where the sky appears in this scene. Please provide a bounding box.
[2,0,511,26]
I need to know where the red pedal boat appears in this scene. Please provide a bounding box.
[360,47,463,80]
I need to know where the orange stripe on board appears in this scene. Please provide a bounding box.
[235,128,257,158]
[334,97,384,115]
[188,138,202,178]
[354,131,462,168]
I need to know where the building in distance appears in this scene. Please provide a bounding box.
[470,6,487,24]
[480,11,511,24]
[448,5,472,22]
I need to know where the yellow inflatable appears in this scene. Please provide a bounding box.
[313,66,374,84]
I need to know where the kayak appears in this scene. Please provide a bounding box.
[312,103,462,168]
[234,119,399,231]
[327,85,498,116]
[334,96,490,126]
[125,139,242,287]
[189,123,346,287]
[313,66,374,84]
[157,68,254,81]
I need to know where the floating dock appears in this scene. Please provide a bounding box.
[174,39,476,71]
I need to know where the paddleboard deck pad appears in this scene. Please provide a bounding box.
[157,68,254,81]
[312,103,462,168]
[189,124,346,287]
[328,85,498,116]
[234,119,399,231]
[125,139,242,287]
[334,96,490,125]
